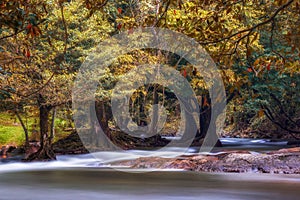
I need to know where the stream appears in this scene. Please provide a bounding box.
[0,138,299,200]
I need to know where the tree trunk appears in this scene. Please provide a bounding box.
[177,96,198,147]
[199,96,211,139]
[95,101,111,137]
[149,85,159,137]
[196,94,222,147]
[94,100,114,149]
[25,95,56,161]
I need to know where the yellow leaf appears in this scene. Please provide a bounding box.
[253,59,260,66]
[258,109,265,118]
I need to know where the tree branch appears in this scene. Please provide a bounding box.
[269,93,299,127]
[59,2,68,55]
[200,0,295,45]
[0,19,46,41]
[153,0,171,27]
[262,104,300,138]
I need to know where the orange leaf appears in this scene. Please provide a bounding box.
[86,2,91,9]
[25,49,30,58]
[203,96,209,107]
[30,28,35,37]
[117,7,122,14]
[33,26,40,36]
[258,109,264,117]
[247,67,253,72]
[174,10,176,15]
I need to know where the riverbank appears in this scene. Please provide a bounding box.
[2,131,300,174]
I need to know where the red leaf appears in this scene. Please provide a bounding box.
[117,23,122,30]
[174,10,176,15]
[266,63,271,71]
[117,7,122,14]
[247,67,253,72]
[183,69,187,77]
[26,23,32,30]
[25,49,30,58]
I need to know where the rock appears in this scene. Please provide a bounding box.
[112,147,300,174]
[24,142,40,159]
[52,132,89,155]
[277,147,300,153]
[0,145,17,158]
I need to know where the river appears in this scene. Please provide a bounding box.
[0,138,299,200]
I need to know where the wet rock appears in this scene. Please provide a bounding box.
[0,145,17,158]
[113,147,300,174]
[24,142,40,159]
[52,132,89,155]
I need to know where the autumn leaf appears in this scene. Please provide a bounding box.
[33,26,42,36]
[25,49,30,58]
[117,7,122,14]
[258,109,264,118]
[203,96,209,107]
[266,63,271,71]
[86,2,91,9]
[182,69,187,77]
[117,23,122,30]
[26,23,32,30]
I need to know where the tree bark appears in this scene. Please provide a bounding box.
[149,85,159,138]
[197,94,222,147]
[25,94,56,161]
[94,100,113,149]
[199,95,211,139]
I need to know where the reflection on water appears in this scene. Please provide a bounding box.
[0,169,300,200]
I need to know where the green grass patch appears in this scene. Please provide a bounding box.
[0,111,73,146]
[0,125,25,146]
[0,112,34,146]
[0,112,25,146]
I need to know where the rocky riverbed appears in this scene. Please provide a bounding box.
[113,147,300,174]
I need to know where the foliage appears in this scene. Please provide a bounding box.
[0,0,300,156]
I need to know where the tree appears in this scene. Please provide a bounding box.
[1,0,299,156]
[0,0,113,160]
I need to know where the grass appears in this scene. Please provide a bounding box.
[0,125,25,146]
[0,112,72,147]
[0,112,28,146]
